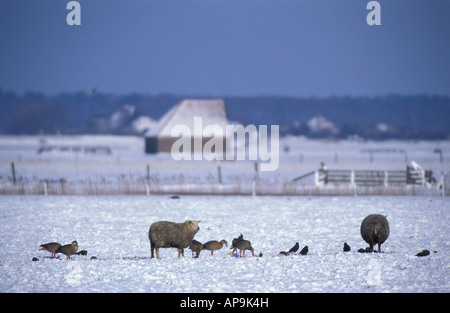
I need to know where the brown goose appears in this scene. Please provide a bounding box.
[39,242,61,259]
[231,234,244,254]
[189,240,203,258]
[230,239,254,257]
[203,240,228,255]
[56,241,79,260]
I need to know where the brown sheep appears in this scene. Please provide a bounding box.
[360,214,390,252]
[148,220,200,259]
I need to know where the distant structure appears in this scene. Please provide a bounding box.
[145,99,230,154]
[307,115,339,135]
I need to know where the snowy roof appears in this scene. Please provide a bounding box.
[148,99,228,137]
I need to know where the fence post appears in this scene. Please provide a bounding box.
[384,171,388,187]
[43,180,48,196]
[11,162,17,185]
[218,165,222,184]
[443,177,446,197]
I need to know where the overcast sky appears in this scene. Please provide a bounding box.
[0,0,449,97]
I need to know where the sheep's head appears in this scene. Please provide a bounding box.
[186,220,201,234]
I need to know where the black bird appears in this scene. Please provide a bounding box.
[299,245,308,256]
[415,249,430,257]
[343,242,351,252]
[288,242,299,254]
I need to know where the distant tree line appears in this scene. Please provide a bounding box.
[0,88,449,140]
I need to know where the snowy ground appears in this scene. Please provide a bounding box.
[0,195,448,293]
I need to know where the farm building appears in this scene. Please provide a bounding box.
[145,99,231,155]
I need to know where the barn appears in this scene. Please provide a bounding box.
[145,99,230,155]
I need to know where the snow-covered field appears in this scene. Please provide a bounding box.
[0,195,448,293]
[1,135,449,196]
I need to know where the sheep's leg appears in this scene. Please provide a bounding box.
[369,243,374,253]
[156,247,160,259]
[377,243,381,253]
[178,248,184,258]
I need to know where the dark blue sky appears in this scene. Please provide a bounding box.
[1,0,449,97]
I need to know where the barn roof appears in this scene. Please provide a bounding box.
[148,99,228,137]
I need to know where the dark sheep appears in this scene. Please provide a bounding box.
[148,220,200,259]
[360,214,390,253]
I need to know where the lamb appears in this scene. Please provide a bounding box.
[360,214,390,253]
[148,220,200,259]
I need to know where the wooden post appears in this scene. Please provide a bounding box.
[11,162,16,185]
[146,164,150,182]
[218,165,222,184]
[442,177,446,197]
